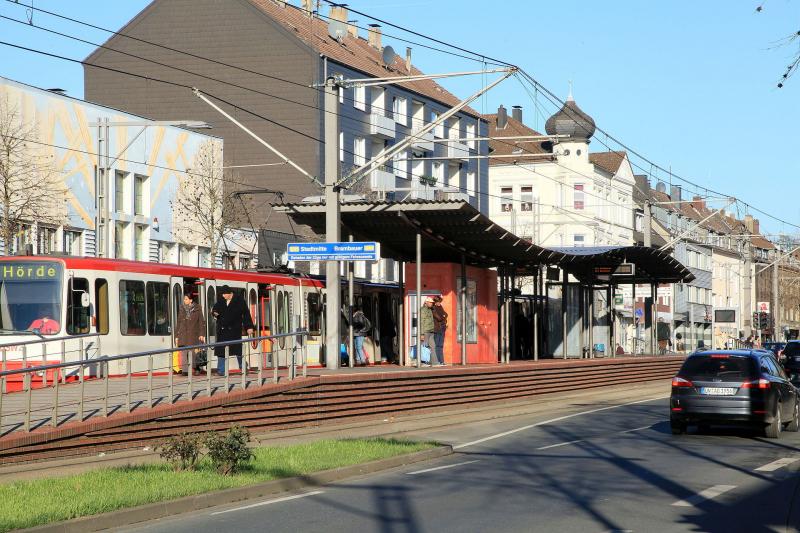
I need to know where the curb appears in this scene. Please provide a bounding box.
[23,445,453,533]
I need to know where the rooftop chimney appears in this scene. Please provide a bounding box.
[329,4,347,23]
[691,195,706,211]
[753,218,760,235]
[367,24,382,50]
[405,47,412,72]
[670,184,682,202]
[511,105,522,123]
[496,105,508,130]
[744,214,754,233]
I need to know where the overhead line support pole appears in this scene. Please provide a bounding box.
[323,78,342,369]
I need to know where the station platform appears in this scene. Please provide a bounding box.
[0,355,684,465]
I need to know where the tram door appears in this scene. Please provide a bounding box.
[204,281,218,351]
[246,282,260,369]
[169,277,183,350]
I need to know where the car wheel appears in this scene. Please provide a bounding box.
[765,404,783,439]
[786,400,800,432]
[671,420,686,435]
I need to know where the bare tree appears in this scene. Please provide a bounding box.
[172,139,240,261]
[0,90,67,253]
[755,2,800,87]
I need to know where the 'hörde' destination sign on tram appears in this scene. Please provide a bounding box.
[286,242,380,261]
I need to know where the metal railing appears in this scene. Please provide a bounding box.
[0,330,307,435]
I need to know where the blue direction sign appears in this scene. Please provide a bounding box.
[286,242,380,261]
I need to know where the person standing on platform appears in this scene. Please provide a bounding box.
[212,285,254,375]
[419,297,439,366]
[352,305,372,365]
[175,291,206,375]
[432,295,448,365]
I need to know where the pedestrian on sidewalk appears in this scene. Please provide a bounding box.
[419,296,439,366]
[352,305,372,365]
[175,291,206,375]
[212,285,254,375]
[432,295,448,365]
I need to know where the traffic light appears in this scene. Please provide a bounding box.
[753,312,760,329]
[758,312,768,330]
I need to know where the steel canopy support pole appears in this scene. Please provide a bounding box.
[533,268,539,361]
[348,234,355,367]
[562,272,568,360]
[589,286,595,359]
[510,268,516,364]
[651,283,657,354]
[608,285,614,358]
[416,232,422,369]
[399,261,405,367]
[323,78,341,370]
[460,255,467,366]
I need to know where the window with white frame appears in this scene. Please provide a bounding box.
[521,186,533,211]
[339,131,344,162]
[573,183,585,210]
[353,137,366,166]
[466,122,476,149]
[115,171,128,214]
[431,110,444,138]
[467,170,476,197]
[392,96,407,125]
[500,186,513,212]
[198,247,211,267]
[63,230,82,256]
[134,175,148,216]
[432,161,444,186]
[353,85,366,111]
[37,226,57,254]
[393,149,407,178]
[114,221,129,259]
[134,224,147,261]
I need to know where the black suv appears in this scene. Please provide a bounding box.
[781,340,800,380]
[670,350,799,438]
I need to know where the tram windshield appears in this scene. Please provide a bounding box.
[0,262,63,335]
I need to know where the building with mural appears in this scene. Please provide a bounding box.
[0,76,242,266]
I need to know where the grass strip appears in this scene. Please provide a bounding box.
[0,438,434,531]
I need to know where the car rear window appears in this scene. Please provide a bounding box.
[680,355,757,380]
[784,343,800,357]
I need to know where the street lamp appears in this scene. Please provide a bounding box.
[91,119,211,258]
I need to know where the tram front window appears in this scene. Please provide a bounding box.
[0,262,63,335]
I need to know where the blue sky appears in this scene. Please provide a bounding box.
[1,0,798,234]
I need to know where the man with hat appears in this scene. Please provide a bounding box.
[419,296,439,366]
[211,285,254,375]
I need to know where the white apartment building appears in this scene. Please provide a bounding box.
[485,98,636,249]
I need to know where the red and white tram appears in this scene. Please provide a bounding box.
[0,257,324,375]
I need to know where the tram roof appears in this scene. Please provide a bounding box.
[275,200,694,284]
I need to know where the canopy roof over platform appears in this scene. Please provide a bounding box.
[275,200,694,283]
[547,246,695,284]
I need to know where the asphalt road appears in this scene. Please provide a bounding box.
[120,393,800,533]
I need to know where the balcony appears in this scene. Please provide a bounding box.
[447,141,470,162]
[435,189,470,202]
[369,167,395,192]
[409,185,436,201]
[409,127,434,152]
[370,113,395,139]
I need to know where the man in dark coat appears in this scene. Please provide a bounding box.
[212,285,254,375]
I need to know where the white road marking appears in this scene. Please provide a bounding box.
[406,460,480,475]
[453,396,667,450]
[537,439,585,450]
[620,424,653,434]
[672,485,736,507]
[210,490,324,515]
[755,457,800,472]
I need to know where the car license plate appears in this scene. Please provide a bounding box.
[700,387,736,396]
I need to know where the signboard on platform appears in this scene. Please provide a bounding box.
[286,242,380,261]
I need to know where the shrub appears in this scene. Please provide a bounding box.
[157,432,203,471]
[205,426,254,475]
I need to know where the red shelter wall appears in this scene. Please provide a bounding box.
[404,263,498,364]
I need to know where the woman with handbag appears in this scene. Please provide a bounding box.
[175,291,206,376]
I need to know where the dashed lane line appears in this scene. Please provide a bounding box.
[452,396,666,450]
[755,457,800,472]
[535,424,655,451]
[210,490,325,515]
[406,460,480,475]
[671,485,737,507]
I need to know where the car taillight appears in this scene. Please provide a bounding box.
[742,378,770,389]
[672,377,693,387]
